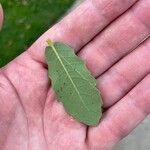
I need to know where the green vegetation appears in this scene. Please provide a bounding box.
[0,0,74,67]
[46,41,102,126]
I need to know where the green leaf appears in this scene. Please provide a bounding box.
[45,40,103,126]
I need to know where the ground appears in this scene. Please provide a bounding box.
[0,0,74,67]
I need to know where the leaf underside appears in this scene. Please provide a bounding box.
[45,41,103,126]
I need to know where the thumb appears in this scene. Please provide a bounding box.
[0,3,3,30]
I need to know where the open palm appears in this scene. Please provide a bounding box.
[0,0,150,150]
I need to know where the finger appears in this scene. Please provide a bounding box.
[0,3,3,30]
[87,73,150,150]
[79,0,150,77]
[98,38,150,108]
[27,0,138,63]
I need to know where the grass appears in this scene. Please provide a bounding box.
[0,0,74,67]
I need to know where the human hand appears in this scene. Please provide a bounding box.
[0,0,150,149]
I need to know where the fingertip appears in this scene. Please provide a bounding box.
[0,3,4,30]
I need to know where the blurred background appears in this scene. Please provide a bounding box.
[0,0,74,67]
[0,0,150,149]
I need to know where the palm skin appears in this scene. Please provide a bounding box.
[0,0,150,150]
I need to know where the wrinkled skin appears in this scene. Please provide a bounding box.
[0,0,150,150]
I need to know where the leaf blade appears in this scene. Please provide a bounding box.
[45,40,103,126]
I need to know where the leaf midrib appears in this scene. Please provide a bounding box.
[50,44,89,111]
